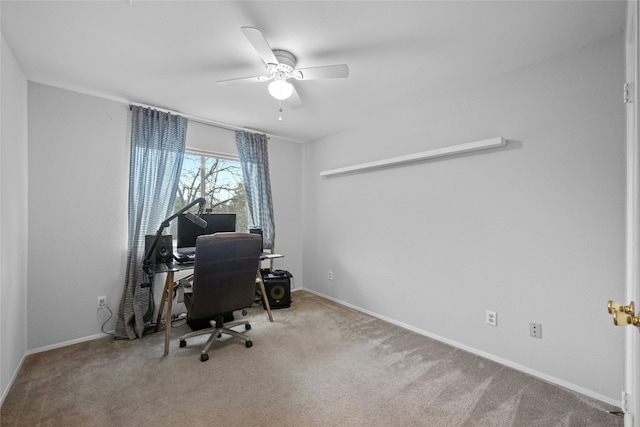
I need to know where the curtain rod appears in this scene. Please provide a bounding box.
[129,102,278,140]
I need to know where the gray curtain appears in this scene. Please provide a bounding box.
[115,106,188,340]
[236,131,275,250]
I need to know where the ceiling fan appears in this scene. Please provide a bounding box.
[217,27,349,110]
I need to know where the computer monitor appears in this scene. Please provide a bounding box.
[176,213,236,253]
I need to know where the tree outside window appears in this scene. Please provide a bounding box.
[174,153,248,233]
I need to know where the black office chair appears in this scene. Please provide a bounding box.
[178,232,262,362]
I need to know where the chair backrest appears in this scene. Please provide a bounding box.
[188,232,262,319]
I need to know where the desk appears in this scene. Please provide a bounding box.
[153,253,283,356]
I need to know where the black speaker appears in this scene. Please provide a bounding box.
[145,234,173,264]
[262,271,291,309]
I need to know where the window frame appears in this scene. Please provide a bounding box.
[175,148,248,232]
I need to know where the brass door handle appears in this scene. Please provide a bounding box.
[608,300,640,327]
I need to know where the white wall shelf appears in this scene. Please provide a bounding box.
[320,137,506,177]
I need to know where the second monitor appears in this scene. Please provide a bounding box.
[177,213,236,254]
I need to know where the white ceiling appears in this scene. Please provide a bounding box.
[1,1,626,143]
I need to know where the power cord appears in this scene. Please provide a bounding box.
[143,312,187,334]
[171,312,188,327]
[97,300,114,335]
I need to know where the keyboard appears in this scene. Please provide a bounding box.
[174,252,195,264]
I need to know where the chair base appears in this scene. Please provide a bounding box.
[187,312,235,331]
[179,320,253,362]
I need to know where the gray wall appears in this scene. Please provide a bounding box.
[27,83,130,350]
[1,31,625,407]
[1,35,28,403]
[302,35,626,403]
[25,83,303,353]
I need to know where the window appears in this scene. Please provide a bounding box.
[174,151,248,232]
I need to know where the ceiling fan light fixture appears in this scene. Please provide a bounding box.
[268,79,294,100]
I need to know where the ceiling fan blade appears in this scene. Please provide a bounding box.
[240,26,279,66]
[216,75,270,86]
[296,64,349,80]
[287,84,303,110]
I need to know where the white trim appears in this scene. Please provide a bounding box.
[301,287,620,408]
[320,137,506,177]
[185,147,239,162]
[625,1,640,425]
[9,288,619,409]
[21,84,304,144]
[0,355,26,406]
[26,332,112,356]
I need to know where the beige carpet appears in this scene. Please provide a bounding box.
[1,290,623,426]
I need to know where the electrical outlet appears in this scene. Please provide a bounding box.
[529,322,542,338]
[486,310,497,326]
[97,296,107,308]
[328,271,333,281]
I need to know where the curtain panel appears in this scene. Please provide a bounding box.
[236,131,275,250]
[115,106,188,339]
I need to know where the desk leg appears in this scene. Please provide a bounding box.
[153,271,175,355]
[257,268,274,322]
[164,271,174,356]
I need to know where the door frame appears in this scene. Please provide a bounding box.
[625,2,640,426]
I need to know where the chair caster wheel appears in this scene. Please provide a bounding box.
[200,353,209,362]
[246,340,253,348]
[245,323,251,330]
[242,309,247,316]
[179,340,186,348]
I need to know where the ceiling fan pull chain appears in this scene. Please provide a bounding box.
[278,100,284,122]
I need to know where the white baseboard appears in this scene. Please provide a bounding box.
[2,331,115,406]
[1,354,26,406]
[26,332,113,356]
[10,287,620,409]
[302,288,621,409]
